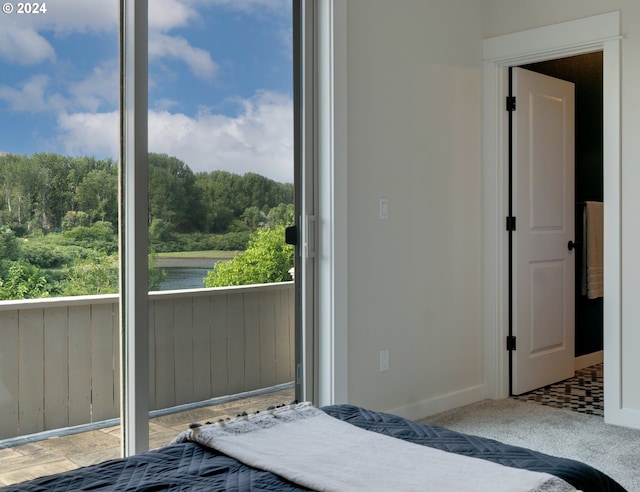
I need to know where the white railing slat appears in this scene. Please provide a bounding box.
[209,295,229,397]
[91,303,118,421]
[153,300,176,409]
[0,311,19,439]
[68,305,92,426]
[18,309,45,435]
[259,290,278,388]
[227,294,245,395]
[244,292,262,392]
[192,296,212,402]
[0,283,294,440]
[43,306,70,430]
[174,297,195,406]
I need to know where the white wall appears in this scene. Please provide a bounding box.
[332,0,640,425]
[342,0,485,418]
[483,0,640,427]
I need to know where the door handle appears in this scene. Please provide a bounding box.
[285,225,298,246]
[568,240,577,251]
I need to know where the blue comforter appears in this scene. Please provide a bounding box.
[1,404,625,492]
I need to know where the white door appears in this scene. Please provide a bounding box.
[512,67,575,395]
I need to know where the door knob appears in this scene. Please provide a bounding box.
[568,240,576,251]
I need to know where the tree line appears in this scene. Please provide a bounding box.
[0,152,294,299]
[0,152,293,238]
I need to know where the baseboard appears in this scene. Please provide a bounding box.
[575,350,603,370]
[387,384,485,421]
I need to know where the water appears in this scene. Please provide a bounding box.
[157,267,211,291]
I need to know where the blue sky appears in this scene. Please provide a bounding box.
[0,0,293,183]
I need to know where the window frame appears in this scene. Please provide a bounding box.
[119,0,149,456]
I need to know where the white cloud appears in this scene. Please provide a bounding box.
[0,59,117,115]
[149,0,199,31]
[0,25,55,65]
[0,0,288,47]
[68,59,119,112]
[149,33,218,80]
[57,111,119,157]
[154,98,180,112]
[6,0,118,33]
[55,91,293,183]
[149,91,293,182]
[190,0,290,14]
[2,1,215,83]
[146,1,219,82]
[0,75,66,112]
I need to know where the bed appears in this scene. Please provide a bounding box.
[0,403,625,492]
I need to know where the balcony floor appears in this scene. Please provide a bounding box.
[0,387,295,487]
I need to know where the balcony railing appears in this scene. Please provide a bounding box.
[0,282,294,440]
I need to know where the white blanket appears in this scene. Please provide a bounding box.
[171,402,576,492]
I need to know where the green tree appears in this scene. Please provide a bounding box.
[204,225,293,287]
[0,154,44,231]
[194,170,293,234]
[195,170,238,233]
[0,226,21,260]
[241,206,266,229]
[267,203,294,227]
[32,153,74,230]
[76,168,118,223]
[149,218,176,244]
[62,210,90,230]
[148,153,205,232]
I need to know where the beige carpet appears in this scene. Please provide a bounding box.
[421,399,639,491]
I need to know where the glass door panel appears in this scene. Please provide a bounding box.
[0,1,120,484]
[146,1,295,450]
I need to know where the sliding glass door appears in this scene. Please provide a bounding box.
[122,0,304,453]
[0,2,312,480]
[0,0,122,465]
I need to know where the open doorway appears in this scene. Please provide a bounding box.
[520,53,604,368]
[482,11,625,427]
[509,52,604,400]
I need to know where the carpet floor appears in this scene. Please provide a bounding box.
[422,396,638,491]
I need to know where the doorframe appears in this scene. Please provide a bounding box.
[315,0,349,407]
[482,11,625,425]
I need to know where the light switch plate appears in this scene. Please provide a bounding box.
[378,198,389,220]
[379,349,389,372]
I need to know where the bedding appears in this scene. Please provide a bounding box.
[171,402,575,491]
[0,403,625,492]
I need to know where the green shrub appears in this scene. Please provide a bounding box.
[204,225,293,287]
[62,221,117,253]
[0,260,49,300]
[59,254,118,296]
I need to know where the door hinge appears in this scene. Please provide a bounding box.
[506,216,516,232]
[506,96,516,112]
[506,335,517,351]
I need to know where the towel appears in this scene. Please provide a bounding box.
[581,201,603,299]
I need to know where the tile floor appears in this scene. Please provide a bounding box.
[512,363,604,416]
